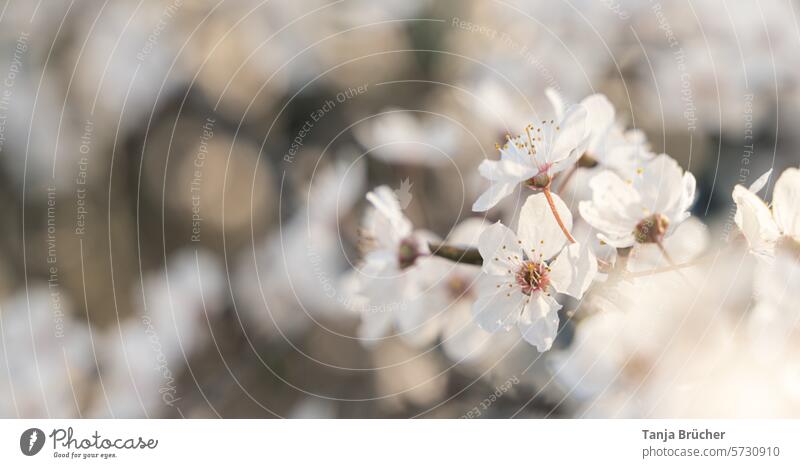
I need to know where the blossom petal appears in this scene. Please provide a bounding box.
[478,158,536,182]
[366,185,412,240]
[551,104,587,163]
[518,192,571,260]
[582,94,615,135]
[545,87,566,120]
[477,222,523,275]
[748,168,773,195]
[636,154,684,216]
[732,184,779,257]
[772,167,800,239]
[472,181,516,212]
[518,293,562,352]
[472,157,539,211]
[472,275,526,333]
[549,242,598,298]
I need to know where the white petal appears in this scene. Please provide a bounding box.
[596,231,636,249]
[748,168,773,194]
[551,104,588,163]
[473,156,539,211]
[472,181,516,212]
[578,200,636,248]
[518,192,571,260]
[472,276,527,333]
[732,184,779,257]
[478,158,536,182]
[636,154,684,215]
[545,87,566,120]
[366,185,412,239]
[589,170,641,209]
[549,242,598,298]
[518,293,562,352]
[582,94,615,136]
[499,140,535,166]
[477,222,523,275]
[550,145,584,175]
[772,167,800,239]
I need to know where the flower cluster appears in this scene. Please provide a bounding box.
[346,88,799,380]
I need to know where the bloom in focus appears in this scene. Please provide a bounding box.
[472,192,597,351]
[472,104,587,212]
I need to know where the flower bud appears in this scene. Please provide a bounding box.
[526,172,552,189]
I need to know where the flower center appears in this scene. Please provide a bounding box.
[515,261,550,296]
[633,213,669,244]
[524,170,552,189]
[397,237,421,269]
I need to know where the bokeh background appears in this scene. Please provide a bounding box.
[0,0,797,418]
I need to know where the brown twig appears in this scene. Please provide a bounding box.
[428,242,483,266]
[621,260,699,279]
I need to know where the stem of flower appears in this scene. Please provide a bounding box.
[428,242,483,266]
[543,187,576,244]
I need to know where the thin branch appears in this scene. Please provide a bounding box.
[428,242,483,266]
[621,260,699,279]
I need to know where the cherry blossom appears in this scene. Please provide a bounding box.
[579,154,696,252]
[733,167,800,260]
[409,219,494,362]
[350,185,438,345]
[472,192,597,352]
[545,88,647,174]
[472,104,587,212]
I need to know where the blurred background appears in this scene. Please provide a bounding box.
[0,0,798,418]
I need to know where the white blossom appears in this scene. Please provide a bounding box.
[733,167,800,260]
[546,88,647,174]
[472,192,597,352]
[351,186,438,346]
[472,105,587,211]
[411,219,493,362]
[579,154,696,250]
